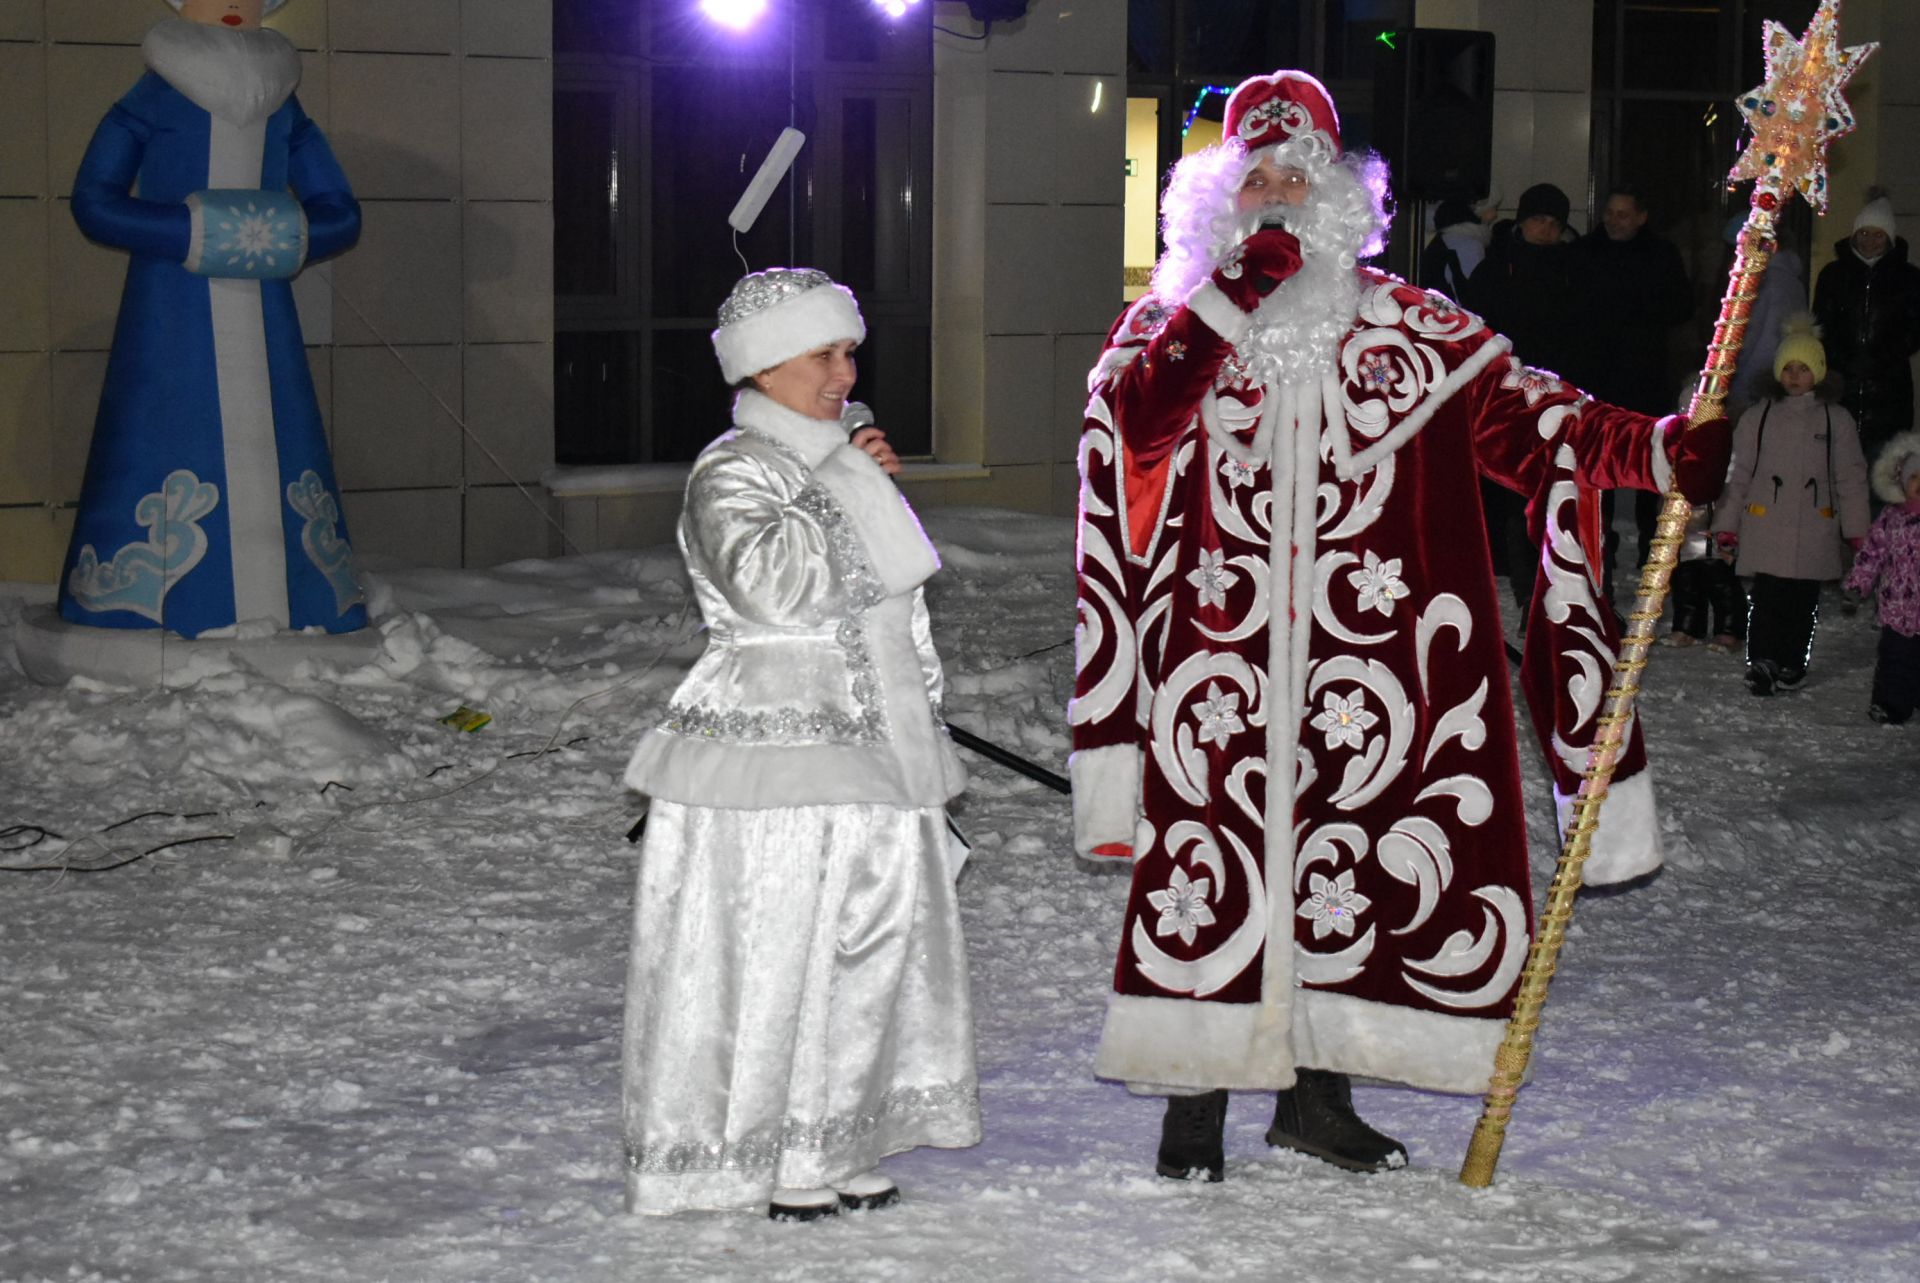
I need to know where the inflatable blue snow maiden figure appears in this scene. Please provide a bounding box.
[58,0,366,638]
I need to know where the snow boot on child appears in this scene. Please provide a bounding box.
[1266,1069,1408,1173]
[1156,1088,1228,1181]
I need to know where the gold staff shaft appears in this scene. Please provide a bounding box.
[1457,217,1776,1188]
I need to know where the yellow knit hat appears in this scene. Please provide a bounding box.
[1772,312,1827,383]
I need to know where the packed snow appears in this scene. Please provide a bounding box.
[2,507,1915,1283]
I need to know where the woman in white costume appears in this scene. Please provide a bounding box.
[621,269,980,1220]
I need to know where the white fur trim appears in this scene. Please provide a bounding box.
[712,284,866,384]
[1555,767,1662,885]
[732,388,849,468]
[1650,418,1677,496]
[1098,987,1515,1094]
[1068,743,1141,857]
[1184,281,1254,346]
[1292,990,1515,1094]
[144,19,299,127]
[1871,431,1920,504]
[1095,992,1294,1090]
[810,445,939,597]
[184,191,209,274]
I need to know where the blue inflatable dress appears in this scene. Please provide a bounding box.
[59,17,366,637]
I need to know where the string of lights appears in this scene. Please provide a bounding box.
[1180,84,1235,137]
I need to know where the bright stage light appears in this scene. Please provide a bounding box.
[699,0,768,31]
[875,0,922,18]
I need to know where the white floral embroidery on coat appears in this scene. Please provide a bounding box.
[1146,865,1217,946]
[1192,682,1246,748]
[1310,688,1379,751]
[1187,548,1240,608]
[1347,549,1410,616]
[1500,360,1565,408]
[1219,454,1258,490]
[1298,868,1371,940]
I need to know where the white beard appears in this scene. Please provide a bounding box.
[1236,205,1364,389]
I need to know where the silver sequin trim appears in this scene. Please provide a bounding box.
[625,1079,980,1175]
[793,482,888,616]
[717,268,836,325]
[662,701,881,744]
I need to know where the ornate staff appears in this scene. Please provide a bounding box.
[1459,0,1876,1188]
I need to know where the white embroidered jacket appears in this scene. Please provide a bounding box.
[624,391,966,809]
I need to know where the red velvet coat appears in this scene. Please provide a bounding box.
[1070,269,1681,1094]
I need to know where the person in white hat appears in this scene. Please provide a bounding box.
[1071,69,1733,1181]
[1813,190,1920,482]
[620,269,979,1221]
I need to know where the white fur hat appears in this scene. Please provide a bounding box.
[166,0,294,11]
[1853,196,1896,239]
[1871,431,1920,504]
[712,268,865,385]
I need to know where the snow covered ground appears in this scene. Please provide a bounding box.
[2,507,1915,1283]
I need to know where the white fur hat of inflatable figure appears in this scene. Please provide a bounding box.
[164,1,294,14]
[1224,70,1342,162]
[1870,431,1920,504]
[713,268,866,385]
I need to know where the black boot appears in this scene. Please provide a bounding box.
[1266,1069,1408,1173]
[1156,1089,1228,1182]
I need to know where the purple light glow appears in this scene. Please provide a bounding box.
[699,0,768,31]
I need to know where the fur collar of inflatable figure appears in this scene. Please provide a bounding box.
[145,15,301,127]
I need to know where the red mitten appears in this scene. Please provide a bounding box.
[1210,227,1303,311]
[1714,531,1739,555]
[1667,417,1732,504]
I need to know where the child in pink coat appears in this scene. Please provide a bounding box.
[1844,432,1920,724]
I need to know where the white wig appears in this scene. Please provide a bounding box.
[1151,135,1392,304]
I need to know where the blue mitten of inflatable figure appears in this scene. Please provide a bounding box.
[184,188,309,279]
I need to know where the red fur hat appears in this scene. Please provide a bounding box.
[1224,70,1342,160]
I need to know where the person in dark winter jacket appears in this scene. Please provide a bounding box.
[1465,182,1598,611]
[1466,183,1597,384]
[1581,185,1695,571]
[1812,195,1920,481]
[1843,432,1920,724]
[1713,318,1872,696]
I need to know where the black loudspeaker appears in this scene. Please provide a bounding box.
[1372,28,1496,279]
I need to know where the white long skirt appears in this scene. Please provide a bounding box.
[622,800,980,1214]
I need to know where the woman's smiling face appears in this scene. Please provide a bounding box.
[755,341,859,422]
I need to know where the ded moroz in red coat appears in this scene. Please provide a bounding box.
[1071,268,1687,1094]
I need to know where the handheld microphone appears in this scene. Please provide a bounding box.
[842,401,876,437]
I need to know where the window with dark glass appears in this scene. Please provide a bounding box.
[1590,0,1824,358]
[552,0,934,466]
